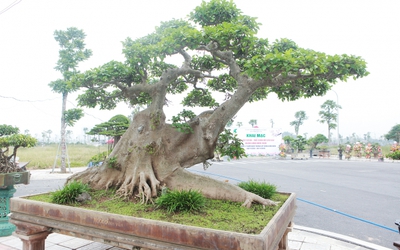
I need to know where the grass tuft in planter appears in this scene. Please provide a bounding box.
[155,189,206,213]
[51,181,89,204]
[238,180,277,199]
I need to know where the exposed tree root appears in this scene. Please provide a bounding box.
[163,168,278,208]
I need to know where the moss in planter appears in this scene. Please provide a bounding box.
[27,189,288,234]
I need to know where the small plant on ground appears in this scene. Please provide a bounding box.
[155,189,206,213]
[387,142,400,160]
[238,180,277,199]
[51,181,89,205]
[88,150,110,165]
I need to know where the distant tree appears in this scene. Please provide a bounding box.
[289,111,308,136]
[249,119,257,128]
[236,122,243,128]
[308,134,329,149]
[292,135,307,152]
[83,127,88,144]
[226,119,233,127]
[318,100,341,142]
[42,130,52,144]
[385,124,400,142]
[49,27,91,173]
[87,115,130,149]
[128,105,146,121]
[0,125,19,137]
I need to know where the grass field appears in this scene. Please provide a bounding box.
[15,143,392,170]
[17,144,109,169]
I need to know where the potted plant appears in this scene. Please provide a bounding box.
[308,134,328,158]
[0,124,36,236]
[344,144,353,160]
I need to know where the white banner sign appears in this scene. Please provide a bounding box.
[234,128,282,156]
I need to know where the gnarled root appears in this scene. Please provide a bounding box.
[116,167,160,205]
[164,168,278,208]
[241,191,279,208]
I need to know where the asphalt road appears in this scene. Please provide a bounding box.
[189,158,400,249]
[14,158,400,248]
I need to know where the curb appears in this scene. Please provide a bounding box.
[294,225,392,250]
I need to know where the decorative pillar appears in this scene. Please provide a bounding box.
[10,220,51,250]
[0,185,16,236]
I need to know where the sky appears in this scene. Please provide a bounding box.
[1,0,399,143]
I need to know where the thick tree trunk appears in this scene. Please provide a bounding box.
[68,108,277,207]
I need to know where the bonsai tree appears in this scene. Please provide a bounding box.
[67,0,368,207]
[0,125,37,173]
[318,100,341,142]
[308,134,329,150]
[87,114,130,149]
[289,111,308,136]
[292,135,307,153]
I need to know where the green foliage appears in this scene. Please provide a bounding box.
[289,111,308,135]
[0,126,38,172]
[182,89,219,108]
[51,181,89,205]
[282,135,294,145]
[144,142,156,155]
[64,108,84,127]
[249,119,257,127]
[0,134,37,149]
[88,150,110,164]
[88,114,130,137]
[171,110,196,133]
[292,135,307,151]
[238,180,277,199]
[318,100,341,141]
[108,156,118,168]
[384,124,400,141]
[308,134,329,149]
[0,124,19,136]
[387,151,400,160]
[216,129,246,160]
[155,189,206,213]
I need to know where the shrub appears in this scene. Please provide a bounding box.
[238,180,277,199]
[155,189,206,213]
[387,151,400,160]
[51,181,89,204]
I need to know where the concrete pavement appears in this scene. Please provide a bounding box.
[2,164,395,250]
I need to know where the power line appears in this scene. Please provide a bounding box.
[0,0,22,15]
[0,94,59,102]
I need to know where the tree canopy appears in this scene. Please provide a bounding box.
[290,111,308,136]
[318,100,341,142]
[71,0,368,118]
[385,124,400,142]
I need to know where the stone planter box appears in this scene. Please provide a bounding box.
[10,192,296,250]
[318,150,330,158]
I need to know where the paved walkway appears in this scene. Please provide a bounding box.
[0,225,392,250]
[2,164,395,250]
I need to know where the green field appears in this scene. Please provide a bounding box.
[17,144,109,169]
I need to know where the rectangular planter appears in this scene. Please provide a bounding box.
[10,192,296,250]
